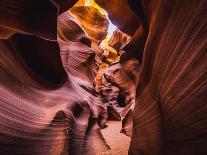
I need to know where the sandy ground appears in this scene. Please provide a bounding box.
[98,120,131,155]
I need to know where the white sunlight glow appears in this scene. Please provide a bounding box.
[84,0,117,51]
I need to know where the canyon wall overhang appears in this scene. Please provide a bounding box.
[0,0,207,155]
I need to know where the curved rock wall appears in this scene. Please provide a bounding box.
[0,0,207,155]
[0,1,109,154]
[97,0,207,154]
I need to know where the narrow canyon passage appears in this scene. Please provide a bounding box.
[67,1,134,153]
[0,0,207,155]
[100,118,131,154]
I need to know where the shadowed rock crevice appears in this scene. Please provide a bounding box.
[0,0,206,155]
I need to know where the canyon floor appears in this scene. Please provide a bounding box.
[99,119,131,155]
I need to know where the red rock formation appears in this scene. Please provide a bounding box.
[0,1,109,154]
[132,1,207,154]
[0,0,207,155]
[95,0,207,155]
[104,58,140,135]
[57,11,108,126]
[94,0,140,36]
[0,39,109,154]
[108,28,131,52]
[0,0,58,40]
[70,6,109,42]
[97,0,207,154]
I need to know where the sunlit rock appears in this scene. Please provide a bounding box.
[0,0,206,155]
[70,6,109,42]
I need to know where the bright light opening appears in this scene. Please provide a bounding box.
[84,0,91,6]
[83,0,117,52]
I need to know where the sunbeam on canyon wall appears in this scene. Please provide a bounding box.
[0,0,206,155]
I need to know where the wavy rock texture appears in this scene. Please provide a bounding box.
[0,1,109,154]
[69,4,126,121]
[70,6,109,43]
[132,1,207,155]
[57,11,108,126]
[104,59,140,136]
[0,0,59,40]
[0,39,109,154]
[0,0,207,155]
[100,26,139,135]
[97,0,207,154]
[108,29,131,52]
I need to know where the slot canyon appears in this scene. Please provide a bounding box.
[0,0,206,154]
